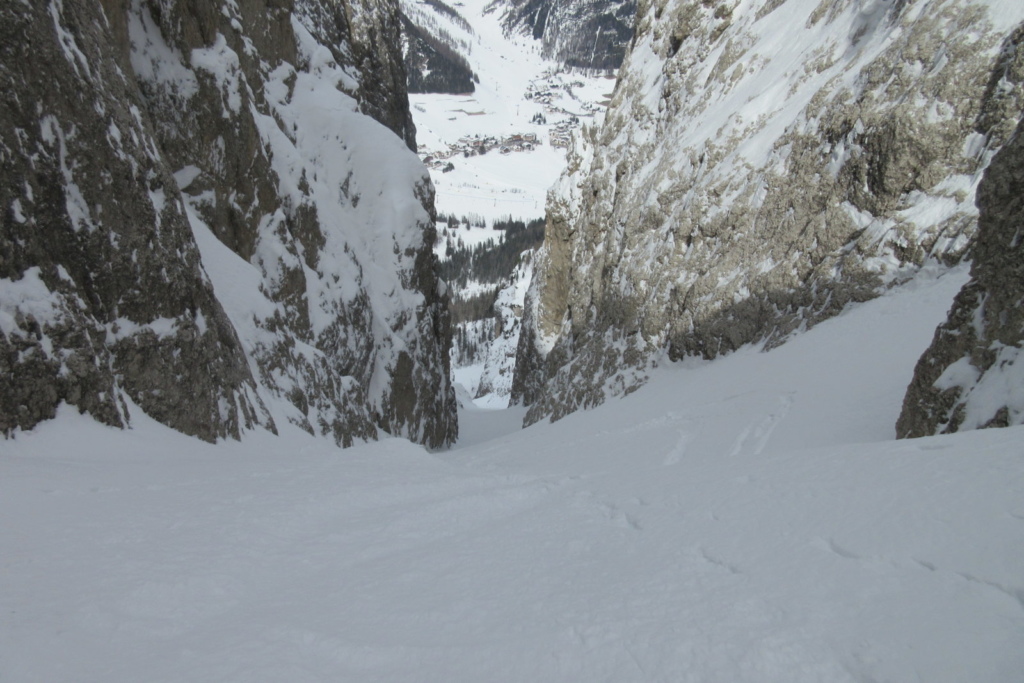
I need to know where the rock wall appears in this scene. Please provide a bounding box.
[1,0,457,447]
[897,116,1024,437]
[513,0,1024,426]
[474,251,534,403]
[0,0,268,441]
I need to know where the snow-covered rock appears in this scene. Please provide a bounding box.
[0,0,457,447]
[898,112,1024,436]
[513,0,1024,425]
[475,250,534,404]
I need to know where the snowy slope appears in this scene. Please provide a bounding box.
[4,264,1023,682]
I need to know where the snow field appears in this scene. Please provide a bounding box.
[3,263,1023,681]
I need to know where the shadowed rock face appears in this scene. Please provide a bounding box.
[497,0,637,71]
[0,0,267,441]
[401,11,477,95]
[497,0,634,70]
[512,0,1024,426]
[1,0,457,447]
[897,115,1024,437]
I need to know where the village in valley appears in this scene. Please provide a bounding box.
[419,131,542,172]
[523,68,608,148]
[405,2,619,230]
[416,67,612,171]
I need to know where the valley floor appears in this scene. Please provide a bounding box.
[3,265,1023,682]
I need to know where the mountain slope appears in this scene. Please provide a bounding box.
[401,0,479,94]
[494,0,637,70]
[513,0,1024,425]
[0,0,456,447]
[4,264,1022,681]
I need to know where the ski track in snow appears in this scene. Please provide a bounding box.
[727,392,795,458]
[3,264,1024,682]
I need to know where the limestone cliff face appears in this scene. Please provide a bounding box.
[1,0,457,447]
[513,0,1024,425]
[897,117,1024,437]
[0,0,268,441]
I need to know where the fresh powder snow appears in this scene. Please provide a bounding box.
[3,262,1023,682]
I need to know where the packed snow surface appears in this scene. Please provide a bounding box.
[4,266,1023,682]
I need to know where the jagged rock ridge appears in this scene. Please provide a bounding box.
[897,114,1024,437]
[1,0,457,448]
[512,0,1024,426]
[491,0,637,70]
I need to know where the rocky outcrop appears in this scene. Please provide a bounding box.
[513,0,1024,425]
[494,0,637,70]
[897,116,1024,437]
[0,0,268,441]
[1,0,457,447]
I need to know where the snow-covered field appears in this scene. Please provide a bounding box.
[4,264,1023,682]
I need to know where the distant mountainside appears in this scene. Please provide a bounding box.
[442,218,544,403]
[491,0,637,70]
[0,0,457,447]
[513,0,1024,428]
[401,0,479,94]
[473,251,534,402]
